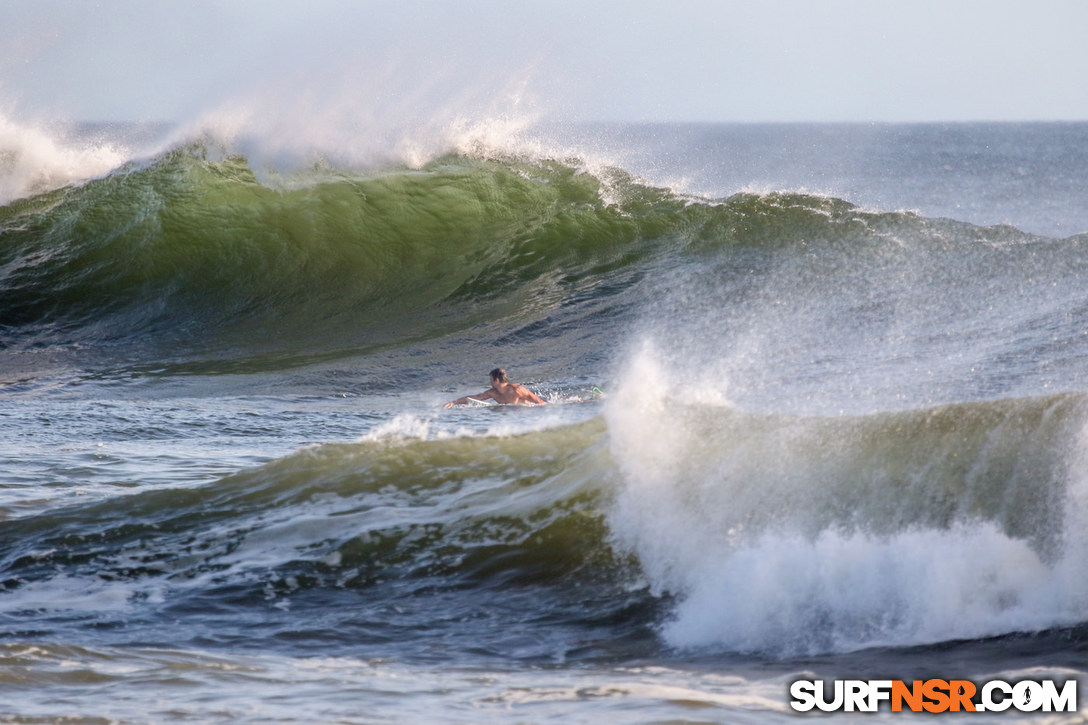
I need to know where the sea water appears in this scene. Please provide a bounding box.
[2,118,1088,722]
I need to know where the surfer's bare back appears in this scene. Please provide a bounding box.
[444,368,547,407]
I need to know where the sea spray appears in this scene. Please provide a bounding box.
[605,342,1088,655]
[4,120,1088,722]
[0,114,133,204]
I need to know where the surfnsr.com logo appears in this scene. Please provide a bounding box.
[789,679,1077,713]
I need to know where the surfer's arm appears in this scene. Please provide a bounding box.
[444,390,497,407]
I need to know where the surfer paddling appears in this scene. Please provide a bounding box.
[444,368,546,407]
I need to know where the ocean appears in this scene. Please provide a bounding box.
[2,118,1088,722]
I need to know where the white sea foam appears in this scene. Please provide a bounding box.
[0,572,142,614]
[605,340,1088,655]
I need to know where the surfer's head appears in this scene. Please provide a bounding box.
[489,368,508,384]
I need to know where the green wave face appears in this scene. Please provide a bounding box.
[0,418,650,662]
[0,418,615,584]
[0,140,951,368]
[0,149,670,355]
[5,389,1088,658]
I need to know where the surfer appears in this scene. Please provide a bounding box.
[444,368,547,407]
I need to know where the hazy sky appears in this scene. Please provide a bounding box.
[3,0,1087,124]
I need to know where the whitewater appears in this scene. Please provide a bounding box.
[3,114,1088,722]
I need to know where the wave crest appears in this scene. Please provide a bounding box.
[605,344,1088,655]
